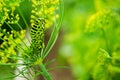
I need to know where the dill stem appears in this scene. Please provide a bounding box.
[39,63,52,80]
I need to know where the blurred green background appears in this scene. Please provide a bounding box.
[58,0,120,80]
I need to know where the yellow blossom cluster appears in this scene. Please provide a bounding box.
[94,0,120,11]
[0,29,25,63]
[86,10,116,32]
[0,0,20,26]
[31,0,59,28]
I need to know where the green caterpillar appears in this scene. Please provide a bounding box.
[30,18,45,54]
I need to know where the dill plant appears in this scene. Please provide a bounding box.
[0,0,64,80]
[61,0,120,80]
[86,9,120,80]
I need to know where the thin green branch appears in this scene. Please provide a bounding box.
[39,62,52,80]
[48,66,69,71]
[5,21,31,52]
[17,8,31,33]
[0,31,27,54]
[0,63,29,66]
[17,68,30,80]
[42,0,64,59]
[17,8,31,44]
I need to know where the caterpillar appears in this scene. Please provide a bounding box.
[30,18,45,54]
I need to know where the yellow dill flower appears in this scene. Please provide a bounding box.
[86,10,116,32]
[34,58,43,65]
[0,0,20,26]
[31,0,59,28]
[94,0,120,11]
[0,52,4,57]
[1,57,8,63]
[0,29,26,63]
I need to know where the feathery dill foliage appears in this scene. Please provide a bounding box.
[0,0,63,80]
[0,29,25,63]
[0,0,24,63]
